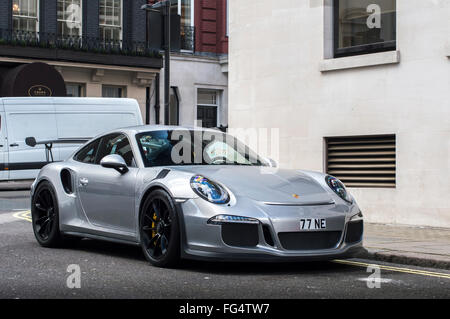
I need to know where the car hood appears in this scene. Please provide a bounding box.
[172,166,333,205]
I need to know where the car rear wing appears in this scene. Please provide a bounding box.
[25,137,91,162]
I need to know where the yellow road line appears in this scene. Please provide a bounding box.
[12,210,32,223]
[334,259,450,279]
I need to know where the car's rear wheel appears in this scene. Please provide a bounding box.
[31,181,64,247]
[139,189,180,267]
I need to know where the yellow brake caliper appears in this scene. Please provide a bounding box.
[152,212,157,244]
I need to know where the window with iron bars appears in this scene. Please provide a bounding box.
[12,0,39,40]
[99,0,123,48]
[57,0,82,41]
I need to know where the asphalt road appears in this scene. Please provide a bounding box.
[0,190,449,299]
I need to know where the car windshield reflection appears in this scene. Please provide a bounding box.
[136,130,265,167]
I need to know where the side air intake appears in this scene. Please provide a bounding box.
[60,169,73,194]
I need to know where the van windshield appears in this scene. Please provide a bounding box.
[136,130,265,167]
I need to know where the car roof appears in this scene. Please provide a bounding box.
[93,125,226,139]
[119,125,224,134]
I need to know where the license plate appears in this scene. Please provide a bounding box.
[300,218,326,230]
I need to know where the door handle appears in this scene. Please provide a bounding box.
[10,143,19,147]
[79,178,89,186]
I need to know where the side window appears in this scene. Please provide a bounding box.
[96,134,136,167]
[74,139,101,164]
[137,132,176,167]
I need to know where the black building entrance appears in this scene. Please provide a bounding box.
[197,105,217,128]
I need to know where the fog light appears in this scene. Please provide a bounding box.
[207,215,260,225]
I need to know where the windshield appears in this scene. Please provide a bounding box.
[136,130,266,167]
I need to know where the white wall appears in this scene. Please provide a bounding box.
[157,54,229,127]
[229,0,450,227]
[59,54,229,128]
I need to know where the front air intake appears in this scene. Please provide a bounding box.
[262,224,275,246]
[278,231,342,250]
[345,220,363,244]
[221,223,259,247]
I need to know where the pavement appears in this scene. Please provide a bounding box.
[0,187,448,270]
[0,190,448,298]
[360,223,450,270]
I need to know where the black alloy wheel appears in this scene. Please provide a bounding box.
[140,189,180,267]
[31,181,63,247]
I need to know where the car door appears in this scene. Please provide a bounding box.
[76,133,137,234]
[0,113,8,180]
[5,107,58,180]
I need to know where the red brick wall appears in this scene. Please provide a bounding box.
[148,0,228,55]
[194,0,228,55]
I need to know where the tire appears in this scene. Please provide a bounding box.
[31,181,64,248]
[139,189,181,268]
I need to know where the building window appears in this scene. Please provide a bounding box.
[66,83,85,97]
[99,0,122,46]
[334,0,396,57]
[179,0,193,27]
[167,87,179,125]
[171,0,195,51]
[57,0,82,39]
[102,85,126,98]
[325,135,396,188]
[170,0,193,26]
[197,90,219,128]
[12,0,39,36]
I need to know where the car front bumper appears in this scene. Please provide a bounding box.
[178,197,364,262]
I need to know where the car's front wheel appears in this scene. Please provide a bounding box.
[31,181,64,247]
[139,189,181,267]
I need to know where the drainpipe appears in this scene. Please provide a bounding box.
[154,73,160,124]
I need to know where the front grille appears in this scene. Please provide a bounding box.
[345,220,363,244]
[221,223,259,247]
[278,231,342,250]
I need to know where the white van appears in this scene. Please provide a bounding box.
[0,97,143,181]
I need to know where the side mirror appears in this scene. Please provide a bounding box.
[100,154,129,174]
[25,137,37,147]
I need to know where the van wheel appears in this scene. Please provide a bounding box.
[31,181,64,247]
[139,189,180,268]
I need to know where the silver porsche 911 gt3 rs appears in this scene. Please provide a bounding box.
[30,125,364,267]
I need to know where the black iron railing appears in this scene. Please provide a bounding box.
[180,26,195,51]
[0,29,162,58]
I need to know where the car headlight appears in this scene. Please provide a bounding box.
[350,211,363,221]
[190,175,230,204]
[325,175,352,203]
